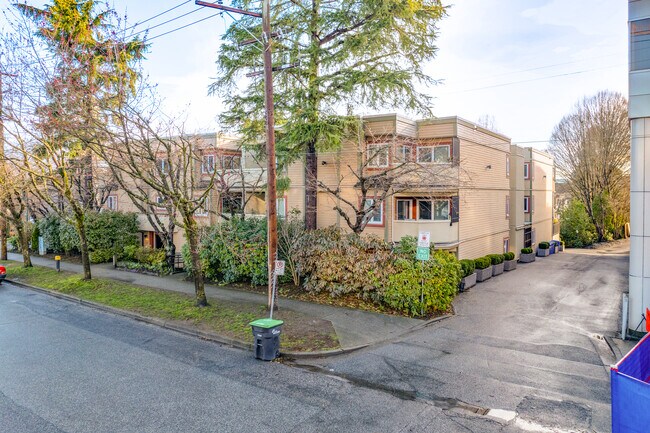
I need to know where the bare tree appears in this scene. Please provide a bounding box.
[0,162,33,267]
[549,91,630,241]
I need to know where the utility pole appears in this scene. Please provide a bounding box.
[195,0,278,309]
[0,63,8,261]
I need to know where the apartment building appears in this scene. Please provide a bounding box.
[283,114,557,259]
[106,116,556,261]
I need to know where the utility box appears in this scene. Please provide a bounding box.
[249,318,283,361]
[611,333,650,433]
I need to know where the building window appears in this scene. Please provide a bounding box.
[157,158,169,174]
[506,155,510,177]
[106,195,117,211]
[524,196,530,213]
[396,145,412,163]
[396,199,413,220]
[503,237,510,253]
[195,197,209,217]
[155,195,166,210]
[221,194,243,215]
[631,18,650,71]
[505,195,510,219]
[417,145,450,164]
[364,199,383,225]
[418,200,432,220]
[531,228,536,245]
[434,199,450,220]
[277,197,286,219]
[523,162,530,180]
[367,144,389,168]
[202,155,215,173]
[222,155,241,170]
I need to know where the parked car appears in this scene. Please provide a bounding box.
[0,265,6,284]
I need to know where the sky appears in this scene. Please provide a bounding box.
[4,0,629,150]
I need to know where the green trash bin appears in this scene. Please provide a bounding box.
[249,318,284,361]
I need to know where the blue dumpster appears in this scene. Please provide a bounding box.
[549,240,560,254]
[611,333,650,433]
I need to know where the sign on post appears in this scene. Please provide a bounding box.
[416,231,430,261]
[274,260,285,276]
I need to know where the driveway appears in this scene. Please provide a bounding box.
[302,243,629,432]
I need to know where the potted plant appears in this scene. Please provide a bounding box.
[489,254,505,276]
[519,247,535,263]
[537,241,550,257]
[503,252,517,271]
[474,256,492,282]
[459,259,476,292]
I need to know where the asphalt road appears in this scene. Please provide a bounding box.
[308,245,630,433]
[0,244,628,432]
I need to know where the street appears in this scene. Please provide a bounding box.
[0,244,628,432]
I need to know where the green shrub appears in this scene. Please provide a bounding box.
[504,252,515,261]
[8,235,19,251]
[560,199,598,248]
[459,259,475,277]
[119,246,169,274]
[30,224,40,252]
[297,227,395,299]
[474,257,487,269]
[538,242,550,249]
[85,211,139,256]
[394,235,417,257]
[382,251,461,316]
[184,218,268,286]
[38,215,62,253]
[488,254,504,265]
[521,247,533,254]
[59,220,80,253]
[89,249,114,264]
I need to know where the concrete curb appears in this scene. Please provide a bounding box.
[4,279,377,359]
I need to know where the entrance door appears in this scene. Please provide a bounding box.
[524,227,532,248]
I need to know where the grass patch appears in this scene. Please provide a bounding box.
[1,260,339,352]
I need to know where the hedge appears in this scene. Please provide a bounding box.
[538,242,550,249]
[487,254,504,265]
[521,247,533,254]
[504,252,515,261]
[474,256,491,270]
[459,259,475,278]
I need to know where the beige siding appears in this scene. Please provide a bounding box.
[417,121,455,138]
[396,116,417,137]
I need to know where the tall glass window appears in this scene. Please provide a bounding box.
[631,18,650,71]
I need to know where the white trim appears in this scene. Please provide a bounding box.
[202,154,215,174]
[367,144,389,168]
[524,195,530,213]
[364,198,384,225]
[416,144,451,164]
[395,198,413,221]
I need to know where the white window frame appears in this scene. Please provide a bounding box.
[506,195,510,219]
[433,199,451,221]
[524,195,530,213]
[417,199,433,221]
[417,145,450,164]
[367,144,389,168]
[396,145,411,163]
[364,198,384,225]
[506,155,510,177]
[277,197,287,219]
[222,154,242,170]
[155,195,166,210]
[157,158,169,174]
[221,194,243,214]
[202,154,215,174]
[194,197,210,217]
[503,237,510,253]
[395,199,413,221]
[524,162,530,180]
[106,195,117,211]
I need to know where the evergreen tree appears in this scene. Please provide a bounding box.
[212,0,446,229]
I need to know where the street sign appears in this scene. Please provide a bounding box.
[274,260,285,276]
[418,231,431,248]
[416,246,429,261]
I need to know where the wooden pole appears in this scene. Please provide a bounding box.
[0,66,8,261]
[262,0,278,310]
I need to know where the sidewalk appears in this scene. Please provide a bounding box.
[7,253,424,350]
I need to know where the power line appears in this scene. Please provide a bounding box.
[147,11,222,42]
[124,0,194,31]
[132,7,204,37]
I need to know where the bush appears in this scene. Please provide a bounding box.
[89,249,114,264]
[85,211,139,256]
[8,235,19,252]
[119,246,169,274]
[538,242,550,249]
[521,247,533,254]
[59,220,80,253]
[488,254,504,265]
[560,199,598,248]
[297,227,395,299]
[504,252,515,261]
[184,218,268,286]
[39,215,62,253]
[459,259,475,277]
[383,251,461,316]
[30,224,40,252]
[474,256,491,270]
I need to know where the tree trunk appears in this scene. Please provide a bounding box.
[74,213,92,280]
[0,217,7,261]
[186,219,208,307]
[15,221,31,267]
[305,141,318,230]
